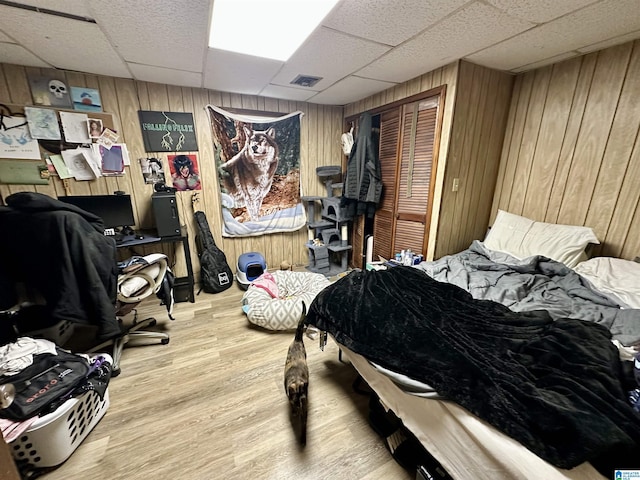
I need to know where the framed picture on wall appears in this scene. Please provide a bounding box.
[27,74,73,108]
[138,110,198,152]
[71,87,103,112]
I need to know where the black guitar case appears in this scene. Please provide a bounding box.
[194,211,233,293]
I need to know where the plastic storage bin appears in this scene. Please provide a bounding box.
[22,319,75,346]
[12,305,75,347]
[10,388,110,468]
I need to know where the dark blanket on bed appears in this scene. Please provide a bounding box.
[306,266,640,473]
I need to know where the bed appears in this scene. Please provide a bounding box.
[305,211,640,479]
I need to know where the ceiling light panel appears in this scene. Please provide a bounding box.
[209,0,340,61]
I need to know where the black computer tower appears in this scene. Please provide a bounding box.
[152,192,181,237]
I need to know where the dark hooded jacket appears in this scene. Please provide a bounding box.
[0,192,120,341]
[341,112,382,218]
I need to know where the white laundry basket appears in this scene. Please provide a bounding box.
[10,388,110,468]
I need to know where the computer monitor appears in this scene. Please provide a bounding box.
[58,194,136,230]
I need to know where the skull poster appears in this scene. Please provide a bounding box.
[27,74,73,109]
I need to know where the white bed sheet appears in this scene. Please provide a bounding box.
[341,346,605,480]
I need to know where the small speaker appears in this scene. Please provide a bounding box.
[152,192,181,237]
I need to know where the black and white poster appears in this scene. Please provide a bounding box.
[138,111,198,152]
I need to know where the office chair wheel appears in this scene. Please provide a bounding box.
[161,338,170,345]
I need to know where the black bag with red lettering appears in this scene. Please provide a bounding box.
[0,349,90,421]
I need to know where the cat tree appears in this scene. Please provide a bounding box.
[302,166,351,276]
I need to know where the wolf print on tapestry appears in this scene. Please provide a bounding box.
[206,105,306,237]
[223,125,278,220]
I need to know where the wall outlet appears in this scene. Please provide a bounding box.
[452,178,459,192]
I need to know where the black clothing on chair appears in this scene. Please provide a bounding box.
[0,192,120,342]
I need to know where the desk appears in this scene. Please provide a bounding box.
[115,229,195,303]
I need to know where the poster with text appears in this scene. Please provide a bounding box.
[138,111,198,152]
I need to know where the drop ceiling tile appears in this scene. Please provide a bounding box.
[0,5,131,78]
[485,0,599,23]
[89,0,210,72]
[0,42,52,68]
[271,27,390,90]
[510,51,579,73]
[2,0,640,106]
[323,0,469,46]
[203,49,283,96]
[577,30,640,54]
[0,31,14,42]
[467,0,640,71]
[5,0,93,17]
[309,76,396,105]
[357,1,533,83]
[260,84,317,102]
[128,63,202,88]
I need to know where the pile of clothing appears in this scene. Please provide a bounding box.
[0,337,112,442]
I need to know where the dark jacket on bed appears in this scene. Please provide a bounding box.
[0,192,120,341]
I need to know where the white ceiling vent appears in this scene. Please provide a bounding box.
[290,74,322,87]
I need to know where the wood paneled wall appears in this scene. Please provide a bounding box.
[435,61,514,258]
[0,63,344,281]
[5,33,634,284]
[344,61,514,260]
[492,40,640,260]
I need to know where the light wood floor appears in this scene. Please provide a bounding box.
[37,281,413,480]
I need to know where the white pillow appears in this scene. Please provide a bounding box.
[574,257,640,309]
[483,210,534,259]
[484,210,599,268]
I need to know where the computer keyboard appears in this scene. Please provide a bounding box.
[109,230,161,245]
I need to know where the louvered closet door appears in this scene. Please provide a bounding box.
[373,97,438,259]
[395,99,437,254]
[373,108,401,260]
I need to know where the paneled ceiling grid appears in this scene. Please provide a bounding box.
[0,0,639,105]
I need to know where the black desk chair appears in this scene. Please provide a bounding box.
[0,193,173,375]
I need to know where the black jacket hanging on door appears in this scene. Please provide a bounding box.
[341,112,382,218]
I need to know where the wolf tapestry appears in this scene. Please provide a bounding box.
[207,105,306,237]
